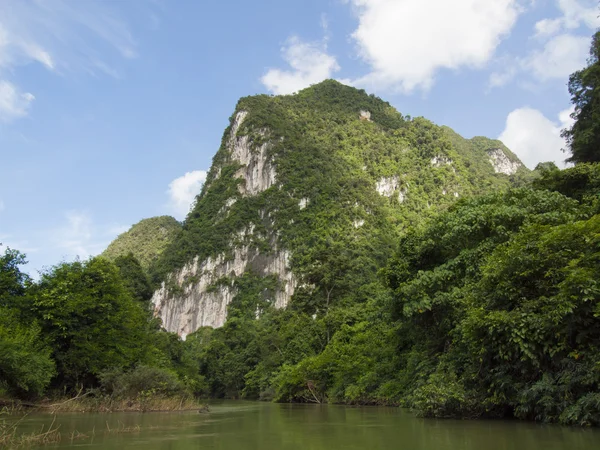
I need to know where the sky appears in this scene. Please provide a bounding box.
[0,0,598,275]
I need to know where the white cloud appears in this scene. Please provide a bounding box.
[488,64,519,89]
[261,36,340,95]
[489,32,590,88]
[499,106,574,168]
[0,80,35,122]
[526,33,590,80]
[556,0,600,29]
[0,0,143,122]
[347,0,521,92]
[490,1,597,89]
[0,0,138,73]
[51,211,129,262]
[534,18,564,39]
[167,170,207,220]
[54,211,97,259]
[534,0,600,37]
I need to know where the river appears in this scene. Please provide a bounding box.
[12,401,600,449]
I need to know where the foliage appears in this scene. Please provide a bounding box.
[0,247,54,398]
[6,78,600,429]
[563,31,600,164]
[99,365,190,399]
[30,258,151,389]
[151,80,527,285]
[533,163,600,208]
[383,187,600,425]
[0,308,55,398]
[103,216,181,271]
[113,253,153,303]
[0,246,30,303]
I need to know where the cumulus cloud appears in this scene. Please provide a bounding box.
[261,36,340,95]
[489,1,598,89]
[489,33,590,88]
[0,80,35,122]
[499,106,574,169]
[167,170,207,220]
[534,0,600,38]
[526,33,590,81]
[347,0,521,92]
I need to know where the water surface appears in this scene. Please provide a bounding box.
[14,401,600,449]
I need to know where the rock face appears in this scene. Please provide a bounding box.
[151,110,295,336]
[487,148,522,175]
[376,176,407,203]
[230,111,277,195]
[152,247,295,337]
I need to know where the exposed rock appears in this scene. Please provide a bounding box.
[152,247,296,336]
[376,176,400,197]
[376,176,408,203]
[360,110,372,121]
[230,112,277,195]
[353,219,365,228]
[398,189,407,203]
[219,197,238,215]
[431,155,453,167]
[299,198,309,209]
[487,148,522,175]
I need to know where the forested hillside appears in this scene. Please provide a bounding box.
[102,216,181,270]
[2,31,599,427]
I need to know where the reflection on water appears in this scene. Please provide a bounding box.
[12,401,600,450]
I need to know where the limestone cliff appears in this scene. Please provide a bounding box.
[152,110,293,333]
[148,80,528,337]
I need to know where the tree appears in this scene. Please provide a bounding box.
[562,31,600,164]
[0,245,30,306]
[113,253,153,303]
[32,257,150,389]
[0,246,55,398]
[0,309,55,398]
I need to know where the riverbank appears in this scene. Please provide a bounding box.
[1,395,208,414]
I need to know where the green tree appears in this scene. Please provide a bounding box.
[0,246,55,398]
[0,245,30,305]
[0,308,55,398]
[563,31,600,164]
[32,257,150,389]
[113,253,153,303]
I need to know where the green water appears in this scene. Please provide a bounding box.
[13,401,600,449]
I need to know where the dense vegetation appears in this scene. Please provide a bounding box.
[2,32,599,427]
[103,216,181,271]
[0,249,204,402]
[563,30,600,164]
[149,79,528,286]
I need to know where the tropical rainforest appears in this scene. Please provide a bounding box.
[1,31,599,426]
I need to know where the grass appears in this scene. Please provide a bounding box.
[0,396,209,449]
[0,415,61,448]
[43,395,204,414]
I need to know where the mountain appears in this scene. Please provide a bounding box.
[102,216,181,270]
[146,80,528,337]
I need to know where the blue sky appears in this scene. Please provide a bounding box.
[0,0,598,275]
